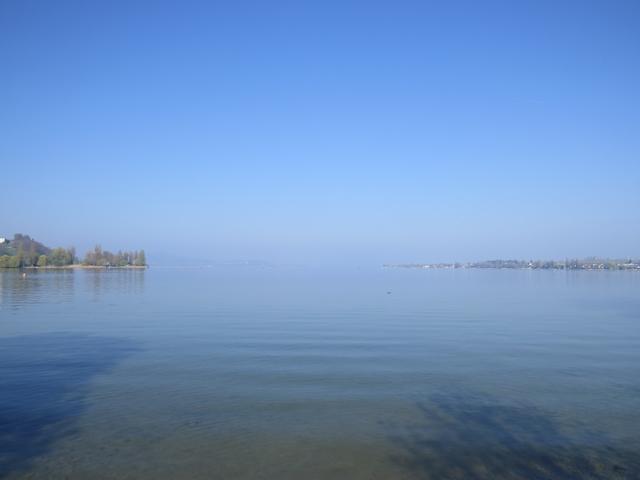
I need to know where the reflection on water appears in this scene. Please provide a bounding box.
[0,333,140,478]
[389,394,639,479]
[85,269,145,302]
[0,270,75,310]
[0,269,145,311]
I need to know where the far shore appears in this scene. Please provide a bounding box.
[20,264,148,270]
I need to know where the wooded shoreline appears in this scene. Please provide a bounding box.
[19,264,148,270]
[0,234,147,269]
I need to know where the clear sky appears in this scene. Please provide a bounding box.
[2,0,639,265]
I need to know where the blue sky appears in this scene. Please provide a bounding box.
[2,0,639,265]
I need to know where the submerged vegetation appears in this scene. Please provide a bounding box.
[0,234,146,268]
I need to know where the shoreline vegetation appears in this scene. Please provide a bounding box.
[22,264,147,270]
[384,258,640,271]
[0,234,147,269]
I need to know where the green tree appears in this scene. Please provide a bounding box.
[15,245,24,268]
[37,255,48,267]
[49,248,69,266]
[28,244,38,266]
[135,250,146,266]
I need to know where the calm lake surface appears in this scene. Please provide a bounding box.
[1,267,639,479]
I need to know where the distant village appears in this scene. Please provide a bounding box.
[384,258,640,270]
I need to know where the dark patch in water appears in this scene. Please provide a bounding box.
[389,394,640,479]
[0,333,139,478]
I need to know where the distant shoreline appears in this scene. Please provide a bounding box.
[19,264,148,270]
[384,259,640,271]
[0,234,147,269]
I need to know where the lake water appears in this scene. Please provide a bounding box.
[1,267,639,479]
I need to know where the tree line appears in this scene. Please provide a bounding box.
[82,245,146,267]
[0,234,146,268]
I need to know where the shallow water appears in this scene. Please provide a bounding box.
[1,267,639,479]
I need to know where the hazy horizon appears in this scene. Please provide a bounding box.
[2,1,639,266]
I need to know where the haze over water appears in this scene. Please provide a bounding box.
[1,267,639,479]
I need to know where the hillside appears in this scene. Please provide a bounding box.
[0,233,51,257]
